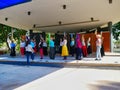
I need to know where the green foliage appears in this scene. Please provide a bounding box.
[116,40,120,44]
[112,22,120,40]
[15,38,20,53]
[0,42,6,47]
[13,29,27,40]
[0,24,27,52]
[0,24,11,42]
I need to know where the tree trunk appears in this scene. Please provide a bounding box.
[6,38,10,50]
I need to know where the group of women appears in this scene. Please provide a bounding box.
[10,31,104,64]
[36,33,93,60]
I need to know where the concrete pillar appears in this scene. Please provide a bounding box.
[108,22,113,52]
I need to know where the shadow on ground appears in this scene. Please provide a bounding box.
[0,64,62,90]
[88,80,120,90]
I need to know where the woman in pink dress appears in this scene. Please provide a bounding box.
[75,34,82,60]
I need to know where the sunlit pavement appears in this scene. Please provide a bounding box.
[0,64,120,90]
[0,52,120,90]
[15,67,120,90]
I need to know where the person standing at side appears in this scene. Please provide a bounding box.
[61,37,69,60]
[59,38,63,55]
[49,36,55,59]
[20,40,26,57]
[38,39,44,59]
[75,34,82,60]
[30,39,35,61]
[70,38,75,57]
[43,39,48,56]
[95,30,102,60]
[81,35,87,57]
[25,40,34,64]
[100,32,105,57]
[87,37,92,55]
[10,40,16,56]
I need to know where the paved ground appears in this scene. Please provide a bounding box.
[0,64,61,90]
[0,64,120,90]
[0,52,120,67]
[14,67,120,90]
[0,52,120,90]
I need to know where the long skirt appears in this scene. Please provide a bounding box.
[10,47,16,56]
[43,47,48,56]
[70,46,75,56]
[39,48,43,58]
[82,46,87,57]
[59,46,62,54]
[101,44,105,57]
[76,47,82,60]
[34,46,37,53]
[20,47,25,56]
[87,45,92,54]
[49,47,55,59]
[61,45,69,56]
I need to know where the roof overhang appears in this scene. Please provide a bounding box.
[0,0,120,32]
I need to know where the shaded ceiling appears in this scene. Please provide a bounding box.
[0,0,120,32]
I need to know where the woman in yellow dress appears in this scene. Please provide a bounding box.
[61,37,69,60]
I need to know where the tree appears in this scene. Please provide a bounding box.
[0,24,27,51]
[112,22,120,40]
[0,24,11,50]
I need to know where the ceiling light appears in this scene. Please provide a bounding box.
[33,24,36,28]
[59,21,62,25]
[5,17,8,21]
[27,11,31,15]
[63,5,66,9]
[109,0,112,4]
[91,17,94,21]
